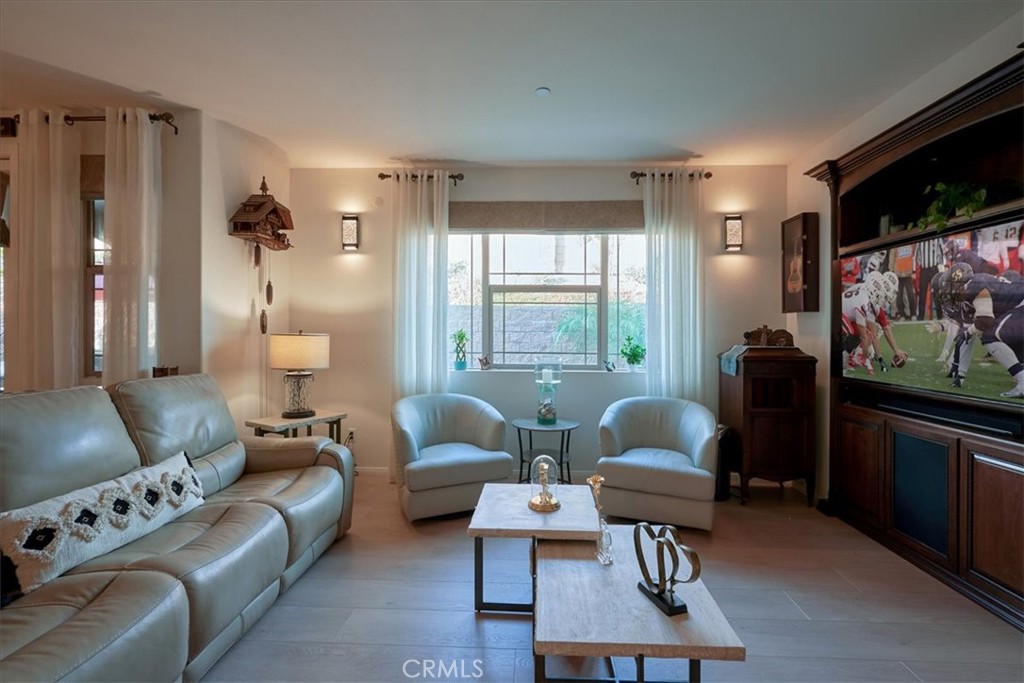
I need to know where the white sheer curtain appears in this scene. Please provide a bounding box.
[4,109,82,391]
[392,169,451,398]
[102,108,161,385]
[643,169,705,401]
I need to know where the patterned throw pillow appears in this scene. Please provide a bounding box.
[0,452,203,606]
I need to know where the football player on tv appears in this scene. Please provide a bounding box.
[940,262,1024,398]
[841,271,908,375]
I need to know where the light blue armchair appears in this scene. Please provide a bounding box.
[391,393,513,521]
[597,396,718,531]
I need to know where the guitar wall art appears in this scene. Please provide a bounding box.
[782,212,820,312]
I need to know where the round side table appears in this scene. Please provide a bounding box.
[510,417,580,484]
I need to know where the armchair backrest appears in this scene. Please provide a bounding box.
[391,393,506,485]
[599,397,718,473]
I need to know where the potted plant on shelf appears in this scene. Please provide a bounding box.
[915,182,987,231]
[620,335,646,371]
[452,328,468,371]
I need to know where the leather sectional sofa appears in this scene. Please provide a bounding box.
[0,374,355,682]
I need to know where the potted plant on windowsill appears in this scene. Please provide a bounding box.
[620,335,646,371]
[452,328,468,371]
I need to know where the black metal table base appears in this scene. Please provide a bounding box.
[534,653,701,683]
[517,429,573,484]
[473,536,534,613]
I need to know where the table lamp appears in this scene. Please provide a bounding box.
[269,331,330,418]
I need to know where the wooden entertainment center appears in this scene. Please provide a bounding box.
[807,53,1023,629]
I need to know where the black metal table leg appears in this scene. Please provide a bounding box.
[636,654,645,683]
[473,536,532,613]
[564,430,573,483]
[518,428,527,482]
[689,659,701,683]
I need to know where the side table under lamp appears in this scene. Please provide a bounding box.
[269,331,330,418]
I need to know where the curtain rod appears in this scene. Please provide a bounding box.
[629,170,712,186]
[378,172,465,187]
[12,112,179,135]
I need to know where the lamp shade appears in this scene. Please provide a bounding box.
[269,333,330,370]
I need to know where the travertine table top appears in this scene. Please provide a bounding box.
[467,483,600,540]
[534,525,746,661]
[244,408,347,431]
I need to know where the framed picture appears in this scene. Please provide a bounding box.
[781,212,819,312]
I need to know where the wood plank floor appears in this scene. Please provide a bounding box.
[205,472,1023,683]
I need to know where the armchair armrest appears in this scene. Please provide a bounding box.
[598,411,624,457]
[472,405,506,451]
[391,424,421,489]
[690,431,718,475]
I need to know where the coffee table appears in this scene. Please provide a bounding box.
[467,483,600,613]
[534,525,745,682]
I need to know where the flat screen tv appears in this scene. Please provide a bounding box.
[839,219,1024,407]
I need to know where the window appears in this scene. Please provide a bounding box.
[83,199,107,376]
[448,232,646,369]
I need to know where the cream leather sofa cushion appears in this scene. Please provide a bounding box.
[1,453,202,604]
[0,387,141,511]
[109,375,245,494]
[68,502,287,662]
[0,570,188,682]
[208,467,342,566]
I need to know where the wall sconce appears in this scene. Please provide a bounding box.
[341,214,360,250]
[724,214,743,252]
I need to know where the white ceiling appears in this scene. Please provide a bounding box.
[0,1,1020,168]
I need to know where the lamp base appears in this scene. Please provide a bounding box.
[281,371,315,419]
[281,409,316,419]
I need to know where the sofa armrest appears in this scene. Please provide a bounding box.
[240,435,334,472]
[240,435,356,538]
[319,443,355,538]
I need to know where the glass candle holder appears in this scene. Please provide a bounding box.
[534,361,562,425]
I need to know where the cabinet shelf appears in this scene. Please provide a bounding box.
[836,198,1024,257]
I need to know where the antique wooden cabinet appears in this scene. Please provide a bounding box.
[808,53,1024,629]
[718,346,818,505]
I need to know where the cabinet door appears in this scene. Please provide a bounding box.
[836,406,884,529]
[750,413,809,477]
[884,417,959,571]
[959,437,1024,616]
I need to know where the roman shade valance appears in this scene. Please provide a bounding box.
[449,200,643,233]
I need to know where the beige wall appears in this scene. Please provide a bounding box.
[199,114,292,432]
[158,108,202,375]
[784,12,1023,500]
[288,165,787,474]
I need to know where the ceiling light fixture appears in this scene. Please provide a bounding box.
[535,86,551,97]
